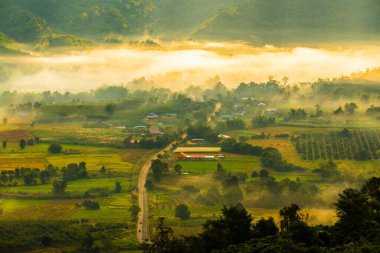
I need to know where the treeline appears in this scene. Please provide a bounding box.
[0,165,57,187]
[0,220,129,253]
[0,162,87,189]
[221,139,263,156]
[143,177,380,253]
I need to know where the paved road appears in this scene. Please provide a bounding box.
[136,102,221,242]
[136,141,176,242]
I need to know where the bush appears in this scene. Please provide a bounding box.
[48,143,63,154]
[82,200,100,210]
[175,204,191,220]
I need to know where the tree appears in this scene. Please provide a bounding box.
[19,139,26,149]
[2,140,7,149]
[145,180,154,191]
[99,165,107,174]
[334,106,344,115]
[41,235,51,247]
[1,171,8,183]
[174,164,182,175]
[48,143,62,154]
[222,176,239,188]
[261,147,283,169]
[344,102,358,114]
[223,186,243,206]
[2,117,7,124]
[104,103,116,115]
[259,169,269,178]
[39,170,50,184]
[143,217,183,253]
[279,204,303,232]
[24,173,36,186]
[52,180,67,194]
[253,217,279,238]
[27,139,34,146]
[82,200,100,210]
[62,162,87,181]
[215,163,226,180]
[115,180,122,193]
[78,233,100,253]
[151,159,168,181]
[200,203,253,251]
[175,204,191,220]
[354,149,371,161]
[129,204,140,221]
[314,104,323,117]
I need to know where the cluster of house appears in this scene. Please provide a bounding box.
[176,152,224,161]
[132,125,163,135]
[145,113,177,120]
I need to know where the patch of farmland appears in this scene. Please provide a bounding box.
[174,147,221,153]
[247,138,310,167]
[0,157,48,170]
[32,123,127,146]
[176,155,261,173]
[0,129,34,141]
[293,129,380,160]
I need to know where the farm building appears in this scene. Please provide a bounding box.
[218,134,232,140]
[220,114,233,120]
[176,152,215,160]
[145,113,159,119]
[165,113,177,118]
[265,108,278,117]
[134,125,147,130]
[174,147,222,153]
[64,150,81,155]
[150,129,162,135]
[191,138,205,144]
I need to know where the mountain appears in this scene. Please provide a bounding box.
[0,0,154,47]
[191,0,380,45]
[0,0,380,46]
[148,0,232,39]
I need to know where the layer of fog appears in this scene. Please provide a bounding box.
[1,42,380,92]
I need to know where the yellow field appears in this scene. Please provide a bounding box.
[0,158,48,170]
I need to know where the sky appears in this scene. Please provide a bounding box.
[1,42,380,92]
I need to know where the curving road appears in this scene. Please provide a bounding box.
[136,102,221,242]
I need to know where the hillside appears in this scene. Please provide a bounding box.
[191,0,380,45]
[0,0,154,47]
[149,0,232,39]
[0,0,380,46]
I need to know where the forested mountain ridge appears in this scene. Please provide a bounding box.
[0,0,380,47]
[192,0,380,45]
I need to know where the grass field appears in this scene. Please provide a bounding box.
[176,155,261,173]
[0,192,133,222]
[247,138,312,167]
[0,143,149,173]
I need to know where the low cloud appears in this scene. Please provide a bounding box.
[1,42,380,92]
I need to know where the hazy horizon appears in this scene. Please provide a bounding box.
[1,42,380,92]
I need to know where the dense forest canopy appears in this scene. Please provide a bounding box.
[0,0,380,47]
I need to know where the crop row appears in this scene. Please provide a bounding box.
[294,129,380,160]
